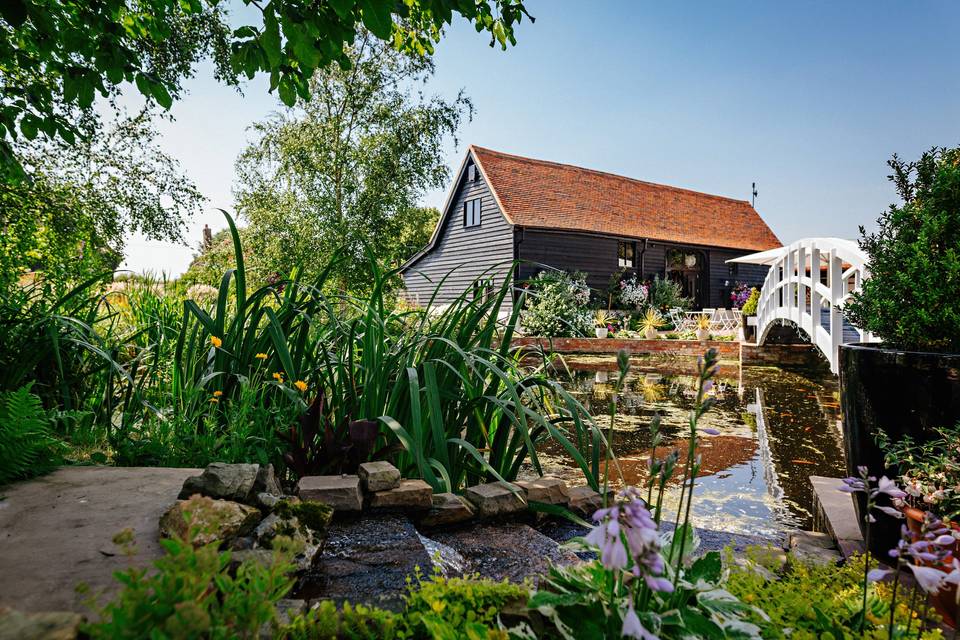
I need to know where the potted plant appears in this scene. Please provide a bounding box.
[840,146,960,554]
[639,308,665,340]
[740,287,759,342]
[879,424,960,626]
[594,309,610,339]
[694,313,711,342]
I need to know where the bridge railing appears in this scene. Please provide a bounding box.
[753,238,878,373]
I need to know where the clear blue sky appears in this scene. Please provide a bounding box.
[122,0,960,275]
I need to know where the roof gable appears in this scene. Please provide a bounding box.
[470,145,781,252]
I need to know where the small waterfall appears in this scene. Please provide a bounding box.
[417,532,469,577]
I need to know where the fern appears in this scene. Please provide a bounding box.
[0,384,66,485]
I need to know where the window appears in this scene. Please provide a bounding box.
[618,241,635,268]
[464,198,481,227]
[467,164,477,182]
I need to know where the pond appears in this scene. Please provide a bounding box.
[527,355,844,539]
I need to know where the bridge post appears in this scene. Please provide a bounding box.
[785,248,794,323]
[809,243,820,342]
[829,249,843,372]
[794,245,806,326]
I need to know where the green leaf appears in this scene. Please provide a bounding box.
[358,0,393,39]
[687,550,722,584]
[261,11,282,69]
[151,82,173,109]
[277,75,296,107]
[329,0,354,20]
[134,74,152,99]
[19,117,37,140]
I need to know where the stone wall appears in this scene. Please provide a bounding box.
[511,337,740,359]
[740,342,829,370]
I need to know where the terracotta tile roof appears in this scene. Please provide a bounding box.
[471,145,781,252]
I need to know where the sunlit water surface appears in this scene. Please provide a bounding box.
[524,355,844,539]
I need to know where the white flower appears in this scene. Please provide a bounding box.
[908,564,947,594]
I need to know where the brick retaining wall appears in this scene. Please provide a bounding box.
[510,337,740,359]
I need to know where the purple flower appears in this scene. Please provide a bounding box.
[908,564,946,594]
[935,534,957,547]
[867,568,893,582]
[622,604,659,640]
[700,428,720,436]
[876,476,907,499]
[874,505,904,519]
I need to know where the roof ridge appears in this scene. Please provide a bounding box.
[469,144,755,208]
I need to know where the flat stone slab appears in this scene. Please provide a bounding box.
[357,462,400,493]
[430,523,579,585]
[463,482,526,517]
[368,479,432,510]
[810,475,865,558]
[0,466,199,613]
[516,477,569,506]
[418,493,476,528]
[567,485,603,517]
[298,514,432,610]
[297,475,362,512]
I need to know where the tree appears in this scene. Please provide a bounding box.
[0,110,204,294]
[845,146,960,351]
[234,33,468,292]
[0,0,532,180]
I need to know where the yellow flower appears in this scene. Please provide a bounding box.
[430,600,446,614]
[272,372,284,383]
[255,353,268,360]
[294,380,308,393]
[209,397,219,404]
[212,390,223,398]
[210,335,222,348]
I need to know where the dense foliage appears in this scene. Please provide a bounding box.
[725,550,941,639]
[0,384,67,485]
[845,146,960,351]
[741,288,760,316]
[520,271,592,338]
[877,422,960,522]
[2,212,604,493]
[0,0,532,180]
[235,32,463,292]
[0,111,203,296]
[647,276,691,314]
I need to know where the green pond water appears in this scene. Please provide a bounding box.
[528,355,844,539]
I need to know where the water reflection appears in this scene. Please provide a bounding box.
[529,355,844,538]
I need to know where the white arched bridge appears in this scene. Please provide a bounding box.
[729,238,880,374]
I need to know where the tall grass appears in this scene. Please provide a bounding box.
[4,211,605,492]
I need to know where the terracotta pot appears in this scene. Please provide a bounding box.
[901,506,959,628]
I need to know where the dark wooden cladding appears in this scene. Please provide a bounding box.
[402,160,513,304]
[401,149,773,309]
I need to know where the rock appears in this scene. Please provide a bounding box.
[297,475,362,512]
[230,549,277,570]
[159,495,261,547]
[463,482,527,517]
[256,492,281,511]
[788,531,834,550]
[299,514,433,611]
[418,493,476,527]
[254,464,283,497]
[430,523,580,585]
[228,535,255,551]
[253,505,328,572]
[368,479,432,510]
[567,486,603,517]
[0,607,83,640]
[358,461,401,493]
[273,499,333,533]
[516,477,570,506]
[178,463,260,502]
[259,599,306,639]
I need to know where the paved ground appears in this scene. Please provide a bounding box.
[0,466,198,613]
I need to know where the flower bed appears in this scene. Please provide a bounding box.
[511,336,740,359]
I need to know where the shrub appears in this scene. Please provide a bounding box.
[845,146,960,351]
[725,549,942,639]
[0,384,68,485]
[519,270,592,337]
[741,287,760,316]
[647,275,691,313]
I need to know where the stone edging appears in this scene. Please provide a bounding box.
[511,336,740,358]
